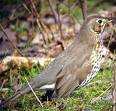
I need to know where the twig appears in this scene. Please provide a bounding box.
[0,79,8,91]
[48,27,55,41]
[112,58,116,111]
[48,0,64,40]
[25,0,47,45]
[47,0,58,40]
[22,3,31,14]
[47,0,58,23]
[36,19,47,44]
[70,0,80,10]
[91,85,112,103]
[56,2,64,39]
[24,77,43,107]
[79,0,88,20]
[0,24,23,56]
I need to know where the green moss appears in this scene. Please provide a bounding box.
[5,68,112,111]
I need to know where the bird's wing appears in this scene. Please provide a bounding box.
[55,59,92,98]
[54,43,92,98]
[55,44,110,98]
[31,41,91,88]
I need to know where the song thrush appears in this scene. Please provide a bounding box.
[1,16,115,106]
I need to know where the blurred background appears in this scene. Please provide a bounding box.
[0,0,116,111]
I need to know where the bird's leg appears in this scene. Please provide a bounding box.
[40,89,55,102]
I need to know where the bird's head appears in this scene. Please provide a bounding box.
[79,15,113,47]
[89,18,110,34]
[89,17,116,54]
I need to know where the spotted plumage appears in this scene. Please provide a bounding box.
[80,45,110,87]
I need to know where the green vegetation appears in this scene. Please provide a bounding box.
[2,68,112,111]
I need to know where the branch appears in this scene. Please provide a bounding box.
[47,0,58,23]
[24,77,43,107]
[79,0,88,20]
[0,24,24,56]
[56,2,64,39]
[25,0,47,45]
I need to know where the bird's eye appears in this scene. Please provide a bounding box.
[97,19,102,24]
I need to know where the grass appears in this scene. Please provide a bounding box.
[1,66,112,111]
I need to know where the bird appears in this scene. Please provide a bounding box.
[1,15,114,106]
